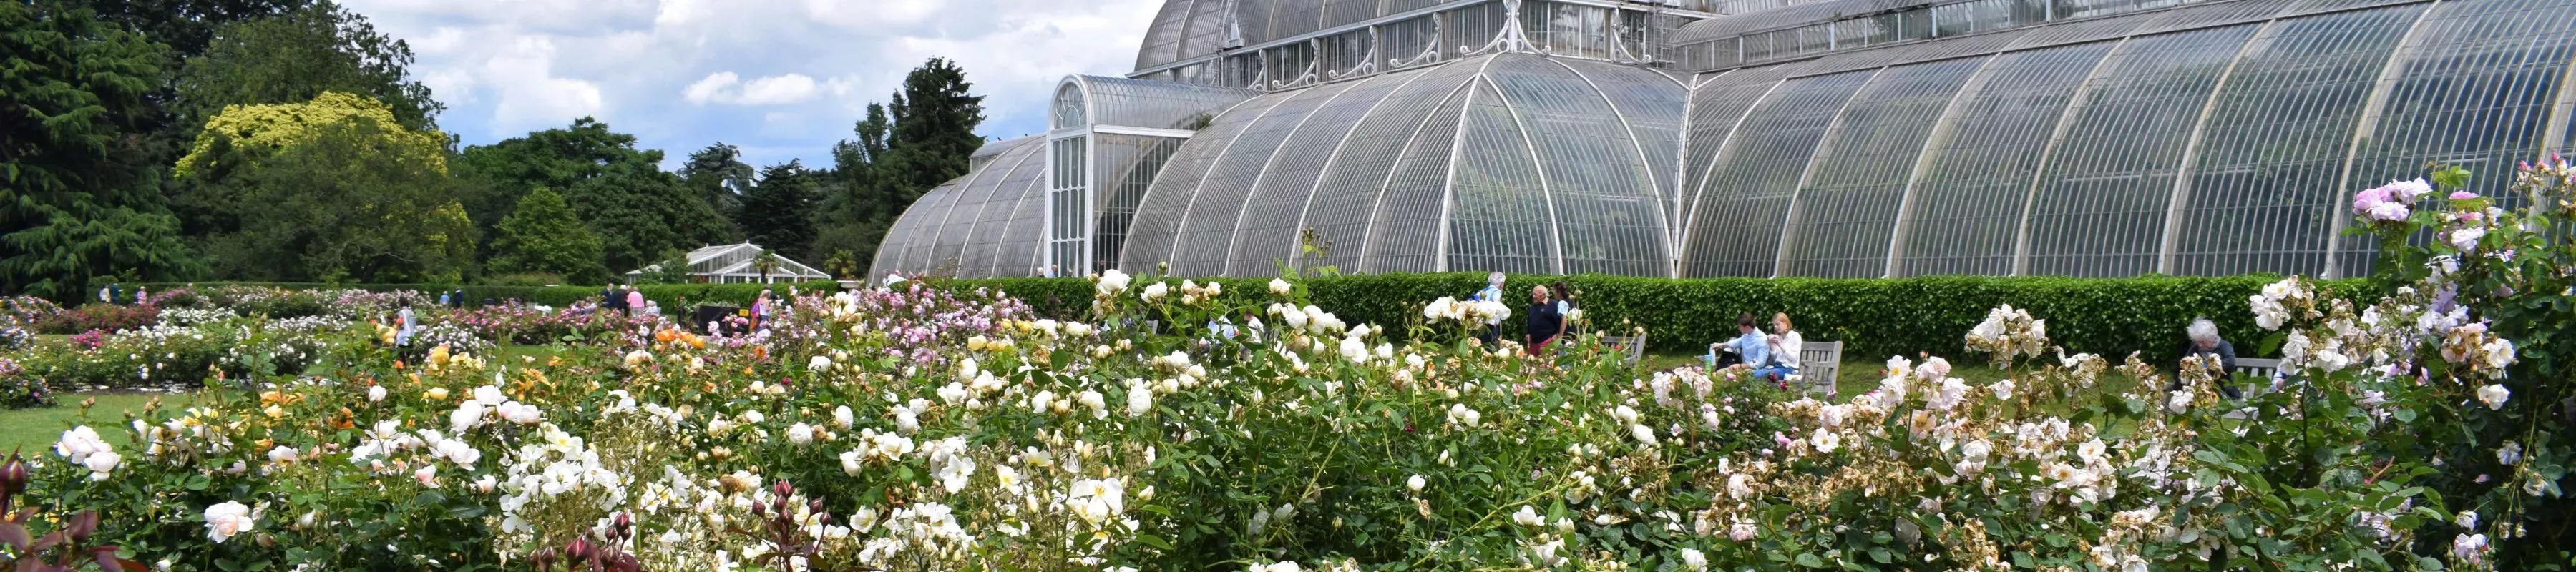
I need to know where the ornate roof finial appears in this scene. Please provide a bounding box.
[1468,0,1542,56]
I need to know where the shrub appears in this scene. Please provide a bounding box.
[937,274,2371,366]
[0,358,47,409]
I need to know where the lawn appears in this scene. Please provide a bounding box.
[2,344,565,457]
[1,393,193,457]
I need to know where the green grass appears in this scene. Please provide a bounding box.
[1,393,195,457]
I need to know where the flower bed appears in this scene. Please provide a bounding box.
[2,164,2567,571]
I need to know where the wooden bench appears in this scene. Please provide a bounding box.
[1794,340,1843,397]
[1599,333,1648,367]
[2234,358,2280,380]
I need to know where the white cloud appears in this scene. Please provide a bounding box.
[344,0,1166,167]
[684,72,823,106]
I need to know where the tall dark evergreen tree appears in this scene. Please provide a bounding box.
[812,104,896,263]
[681,142,756,218]
[0,2,203,297]
[879,58,986,207]
[737,160,821,262]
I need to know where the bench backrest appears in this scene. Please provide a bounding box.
[1798,340,1843,396]
[2234,358,2280,380]
[1600,334,1648,366]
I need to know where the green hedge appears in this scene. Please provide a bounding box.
[135,281,845,312]
[936,274,2375,366]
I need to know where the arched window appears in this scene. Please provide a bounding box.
[1053,83,1089,129]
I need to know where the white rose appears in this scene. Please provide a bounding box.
[1270,278,1293,296]
[367,385,386,403]
[788,423,816,445]
[1407,475,1426,493]
[1681,548,1708,571]
[204,501,256,543]
[1142,282,1169,302]
[81,450,121,480]
[808,355,832,372]
[1512,506,1544,528]
[2477,384,2509,410]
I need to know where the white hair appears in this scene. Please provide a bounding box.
[2187,318,2220,343]
[1488,272,1506,286]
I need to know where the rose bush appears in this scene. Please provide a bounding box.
[3,162,2568,570]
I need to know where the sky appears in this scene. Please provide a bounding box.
[338,0,1167,170]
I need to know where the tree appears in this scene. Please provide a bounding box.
[175,93,472,282]
[459,119,736,272]
[736,161,820,261]
[637,248,696,285]
[0,2,203,298]
[173,1,442,134]
[69,0,313,61]
[681,142,756,218]
[882,58,986,200]
[751,251,783,284]
[489,187,608,282]
[809,61,985,269]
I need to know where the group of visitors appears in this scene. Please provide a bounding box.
[598,284,663,318]
[95,284,145,305]
[1463,272,1584,356]
[1708,312,1803,385]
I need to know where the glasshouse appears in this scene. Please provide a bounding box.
[871,0,2576,280]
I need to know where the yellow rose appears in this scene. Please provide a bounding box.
[426,388,450,401]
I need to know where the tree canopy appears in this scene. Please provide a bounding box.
[0,1,202,298]
[489,187,608,283]
[172,0,441,133]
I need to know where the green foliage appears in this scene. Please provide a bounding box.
[942,273,2370,366]
[737,161,821,261]
[187,113,475,282]
[458,118,735,272]
[172,0,443,134]
[0,1,203,300]
[680,142,755,218]
[882,58,986,198]
[488,188,608,283]
[634,250,697,285]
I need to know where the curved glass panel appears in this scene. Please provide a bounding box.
[1780,56,1986,278]
[1083,76,1260,130]
[1137,0,1199,70]
[1445,79,1558,275]
[2023,24,2258,277]
[1680,69,1875,277]
[871,180,956,277]
[1094,134,1187,272]
[1896,41,2117,277]
[1170,82,1356,276]
[972,163,1051,278]
[1488,56,1670,276]
[1362,70,1482,273]
[1307,60,1487,272]
[932,142,1046,275]
[2171,4,2421,277]
[2339,0,2576,275]
[1679,64,1804,235]
[1120,94,1288,271]
[1227,72,1415,276]
[1558,59,1689,262]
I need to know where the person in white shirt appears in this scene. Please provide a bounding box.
[1470,272,1505,345]
[1755,312,1803,383]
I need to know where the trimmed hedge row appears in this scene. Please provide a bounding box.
[135,281,844,312]
[936,274,2375,366]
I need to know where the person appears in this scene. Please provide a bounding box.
[1523,285,1562,355]
[395,302,417,355]
[109,283,122,305]
[1548,281,1576,342]
[2169,317,2243,398]
[1469,272,1506,346]
[645,300,663,317]
[99,285,112,305]
[439,291,452,307]
[132,286,147,305]
[1755,312,1803,383]
[751,289,774,331]
[1707,313,1771,373]
[625,285,645,318]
